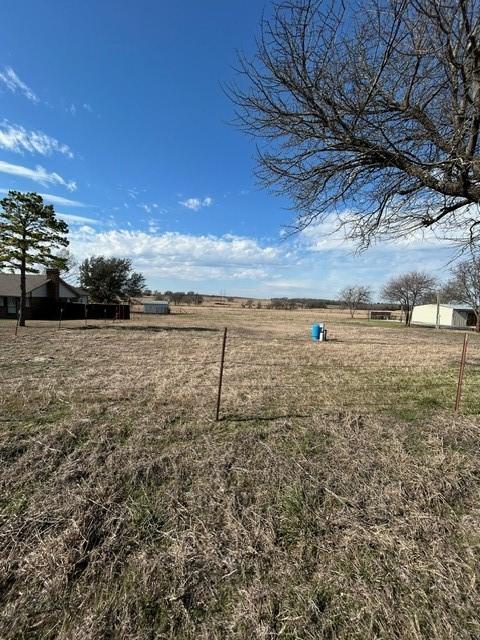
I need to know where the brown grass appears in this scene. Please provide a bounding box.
[1,308,480,638]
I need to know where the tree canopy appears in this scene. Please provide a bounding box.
[231,0,480,249]
[79,256,146,303]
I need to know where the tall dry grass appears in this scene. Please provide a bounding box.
[1,309,480,638]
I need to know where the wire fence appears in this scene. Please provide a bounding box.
[5,319,480,422]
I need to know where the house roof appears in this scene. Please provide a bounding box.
[0,273,50,297]
[0,272,81,298]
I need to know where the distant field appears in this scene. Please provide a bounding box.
[1,307,480,638]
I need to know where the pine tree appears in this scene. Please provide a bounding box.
[0,191,69,326]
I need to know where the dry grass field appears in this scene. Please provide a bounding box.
[1,307,480,638]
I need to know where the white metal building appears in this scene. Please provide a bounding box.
[411,304,475,328]
[144,301,170,314]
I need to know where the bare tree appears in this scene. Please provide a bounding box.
[339,285,372,318]
[57,249,79,284]
[230,0,480,248]
[382,271,436,325]
[444,256,480,330]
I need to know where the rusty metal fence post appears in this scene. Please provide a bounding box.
[215,327,228,421]
[454,333,469,413]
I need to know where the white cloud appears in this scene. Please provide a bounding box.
[64,222,461,298]
[69,228,283,282]
[78,225,96,235]
[0,121,74,158]
[0,160,77,191]
[0,66,39,103]
[83,103,93,112]
[179,196,214,211]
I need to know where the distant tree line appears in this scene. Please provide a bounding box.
[154,291,204,305]
[269,297,338,310]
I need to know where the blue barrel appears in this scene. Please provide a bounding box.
[311,323,321,341]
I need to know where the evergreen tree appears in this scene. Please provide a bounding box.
[0,191,69,326]
[79,256,145,302]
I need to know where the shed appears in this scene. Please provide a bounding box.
[369,310,392,320]
[144,301,170,315]
[411,304,476,328]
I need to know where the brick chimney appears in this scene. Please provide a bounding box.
[46,268,60,300]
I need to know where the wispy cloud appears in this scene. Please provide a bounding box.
[140,203,160,214]
[57,212,99,225]
[148,219,160,233]
[0,160,76,191]
[179,196,213,211]
[0,66,39,103]
[66,102,94,116]
[39,193,86,207]
[0,188,88,211]
[299,213,461,253]
[0,121,74,158]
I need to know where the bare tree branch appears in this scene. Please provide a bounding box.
[228,0,480,249]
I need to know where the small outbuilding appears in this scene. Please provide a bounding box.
[411,303,476,329]
[144,301,170,315]
[369,310,393,320]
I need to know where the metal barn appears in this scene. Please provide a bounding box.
[144,301,170,315]
[410,304,475,328]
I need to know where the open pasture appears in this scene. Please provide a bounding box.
[2,305,479,423]
[1,307,480,639]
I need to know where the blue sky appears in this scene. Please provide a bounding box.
[0,0,457,298]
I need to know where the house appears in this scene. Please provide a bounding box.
[410,303,476,329]
[0,268,86,319]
